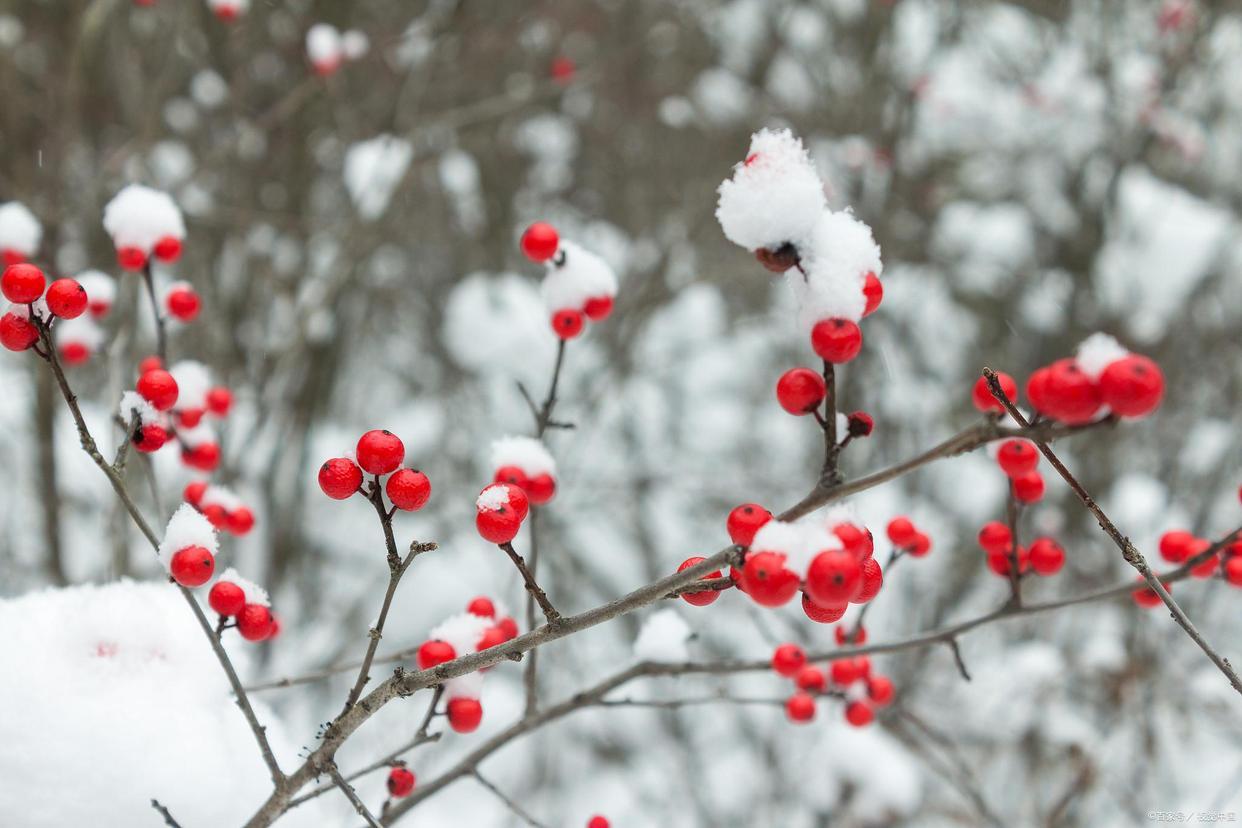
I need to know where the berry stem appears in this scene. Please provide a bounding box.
[1005,481,1023,608]
[819,360,842,485]
[150,798,183,828]
[500,541,562,626]
[141,259,168,363]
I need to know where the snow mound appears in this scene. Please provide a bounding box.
[102,185,185,254]
[0,201,42,258]
[633,609,692,662]
[490,435,557,477]
[716,128,826,252]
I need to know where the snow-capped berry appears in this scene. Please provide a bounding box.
[1042,359,1101,424]
[387,469,432,511]
[116,246,146,271]
[169,545,215,588]
[1158,530,1196,564]
[238,604,275,640]
[447,697,483,733]
[387,767,416,798]
[785,692,817,723]
[1100,355,1164,418]
[796,666,826,692]
[997,440,1038,478]
[845,701,874,727]
[836,625,866,645]
[137,369,179,411]
[583,295,613,321]
[909,532,932,557]
[810,318,863,364]
[740,551,800,607]
[1,312,39,351]
[227,507,255,536]
[205,387,233,416]
[1028,537,1065,576]
[525,474,556,504]
[847,411,874,437]
[868,675,895,706]
[102,185,185,270]
[726,503,771,547]
[805,550,862,608]
[494,465,529,491]
[476,484,526,543]
[829,658,862,685]
[417,640,456,670]
[318,458,363,499]
[801,593,847,623]
[771,643,806,677]
[833,523,871,559]
[181,442,221,472]
[202,505,228,529]
[1132,578,1169,609]
[972,372,1016,413]
[166,284,201,322]
[466,596,496,618]
[1,263,45,304]
[886,517,917,548]
[1012,472,1045,504]
[775,367,826,415]
[490,436,557,505]
[551,308,585,339]
[853,557,883,604]
[520,222,560,262]
[133,424,169,453]
[677,557,723,607]
[977,521,1013,555]
[716,128,826,252]
[45,279,87,319]
[356,429,404,475]
[861,272,883,317]
[153,235,183,262]
[208,581,246,616]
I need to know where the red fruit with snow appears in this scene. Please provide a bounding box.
[116,246,146,271]
[551,308,585,339]
[997,440,1038,478]
[726,503,771,547]
[771,643,806,677]
[677,557,723,607]
[166,284,201,322]
[169,546,215,588]
[775,367,826,415]
[476,483,526,544]
[583,295,613,321]
[861,271,883,317]
[520,222,560,262]
[1099,355,1164,417]
[238,604,275,641]
[810,318,862,364]
[134,424,169,453]
[973,372,1016,413]
[208,581,246,617]
[356,429,404,475]
[1,312,39,351]
[417,640,456,670]
[490,436,557,505]
[45,279,87,319]
[447,697,483,733]
[318,457,362,499]
[2,263,45,304]
[387,469,432,511]
[466,597,496,618]
[805,549,862,607]
[740,551,800,607]
[387,767,416,798]
[153,235,182,262]
[137,369,179,411]
[785,692,816,723]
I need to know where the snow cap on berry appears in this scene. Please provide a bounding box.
[633,608,692,663]
[427,612,495,699]
[214,567,269,607]
[75,270,117,314]
[540,240,618,315]
[0,201,42,260]
[207,0,249,17]
[489,435,557,477]
[56,316,104,359]
[751,519,844,576]
[168,360,212,411]
[1075,333,1130,382]
[306,23,343,68]
[716,128,826,252]
[177,421,217,449]
[199,485,245,513]
[157,503,219,570]
[476,484,517,512]
[101,185,186,255]
[788,210,881,331]
[117,390,162,427]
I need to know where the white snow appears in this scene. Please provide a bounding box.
[169,360,212,411]
[788,209,881,329]
[490,435,557,477]
[343,135,413,220]
[176,422,217,449]
[1074,333,1130,381]
[116,390,160,427]
[306,24,342,66]
[341,30,370,60]
[74,270,116,312]
[157,503,219,570]
[428,612,494,658]
[214,567,269,607]
[101,185,186,254]
[55,316,104,351]
[200,485,245,513]
[751,519,845,577]
[0,201,41,257]
[716,128,826,251]
[633,609,691,662]
[476,484,513,512]
[541,240,618,314]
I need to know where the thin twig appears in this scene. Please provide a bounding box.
[326,763,384,828]
[500,542,562,626]
[1005,480,1022,608]
[523,509,542,717]
[141,260,167,363]
[150,799,183,828]
[820,360,841,485]
[474,772,551,828]
[946,637,972,681]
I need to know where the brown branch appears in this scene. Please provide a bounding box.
[522,509,543,717]
[820,360,841,485]
[326,763,384,828]
[150,799,183,828]
[1005,480,1022,608]
[983,367,1242,696]
[141,259,167,363]
[500,541,562,626]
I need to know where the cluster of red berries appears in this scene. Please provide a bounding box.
[318,430,432,511]
[1129,529,1242,607]
[128,365,225,472]
[520,222,615,340]
[806,276,882,366]
[992,438,1046,504]
[415,598,520,672]
[115,233,182,273]
[184,481,255,536]
[772,642,894,727]
[1,264,89,352]
[475,483,529,544]
[208,574,279,642]
[386,765,416,799]
[773,365,874,441]
[976,522,1065,577]
[884,517,933,557]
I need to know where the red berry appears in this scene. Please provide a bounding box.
[1159,530,1196,564]
[138,355,163,374]
[835,625,866,645]
[1189,542,1218,579]
[227,507,255,536]
[805,550,862,607]
[525,473,556,505]
[801,593,847,623]
[583,295,613,321]
[417,640,456,670]
[184,480,208,505]
[205,386,233,416]
[494,464,530,491]
[318,458,363,500]
[997,439,1039,478]
[496,617,519,640]
[208,581,246,616]
[179,408,204,428]
[986,546,1029,577]
[810,318,863,364]
[587,817,610,828]
[726,503,771,546]
[853,556,883,604]
[1028,537,1065,576]
[785,692,816,723]
[356,430,405,475]
[740,551,800,607]
[847,410,874,437]
[387,767,416,798]
[771,643,806,677]
[181,442,220,472]
[1100,355,1163,418]
[775,367,825,415]
[238,604,275,641]
[477,488,524,544]
[867,675,895,706]
[845,701,874,727]
[909,532,932,557]
[1132,578,1169,609]
[833,523,872,559]
[520,222,560,262]
[795,666,826,692]
[551,308,585,339]
[677,556,723,607]
[1012,471,1045,504]
[476,626,508,651]
[387,469,432,511]
[977,521,1013,555]
[201,504,228,529]
[447,697,483,733]
[46,279,87,319]
[861,271,883,317]
[829,658,862,685]
[1224,556,1242,587]
[886,517,917,548]
[60,341,90,364]
[166,286,201,321]
[2,263,45,303]
[467,596,496,618]
[116,245,147,271]
[134,424,169,453]
[153,235,182,262]
[1042,359,1102,424]
[972,372,1016,413]
[137,369,179,411]
[169,545,215,588]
